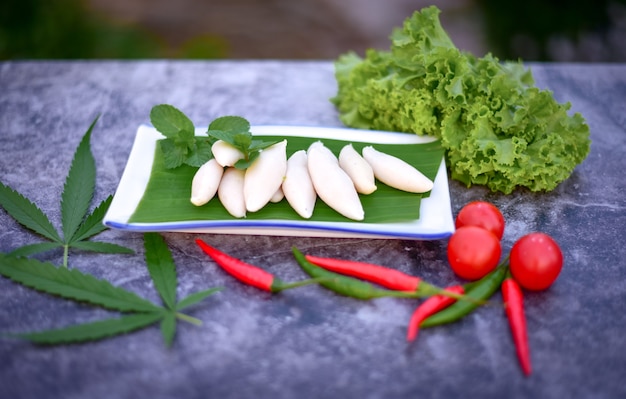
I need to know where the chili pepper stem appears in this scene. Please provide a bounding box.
[271,277,334,292]
[406,285,465,342]
[418,282,485,305]
[367,290,428,299]
[419,265,509,328]
[418,282,457,298]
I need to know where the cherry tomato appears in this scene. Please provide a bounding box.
[447,226,502,280]
[510,233,563,290]
[455,201,505,240]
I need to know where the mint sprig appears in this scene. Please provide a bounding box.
[150,104,213,169]
[207,115,277,169]
[0,116,133,267]
[0,233,222,346]
[150,105,277,170]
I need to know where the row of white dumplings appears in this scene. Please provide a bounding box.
[190,139,434,221]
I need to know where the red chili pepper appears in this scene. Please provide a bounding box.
[502,277,532,376]
[406,285,464,342]
[196,239,320,293]
[304,254,422,291]
[303,254,469,301]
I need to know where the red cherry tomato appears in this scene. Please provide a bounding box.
[510,233,563,290]
[455,201,505,240]
[447,226,502,280]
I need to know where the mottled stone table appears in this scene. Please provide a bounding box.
[0,61,625,399]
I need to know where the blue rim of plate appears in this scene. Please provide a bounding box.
[103,220,453,240]
[103,124,455,240]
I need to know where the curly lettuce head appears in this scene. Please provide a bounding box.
[332,6,590,194]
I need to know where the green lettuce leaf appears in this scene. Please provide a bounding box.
[331,6,590,193]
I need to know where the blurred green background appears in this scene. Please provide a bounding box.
[1,0,625,61]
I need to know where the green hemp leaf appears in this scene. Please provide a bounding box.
[0,116,134,267]
[0,233,222,346]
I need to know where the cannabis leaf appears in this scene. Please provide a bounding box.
[0,116,133,267]
[150,104,214,169]
[10,313,165,344]
[0,233,222,346]
[0,253,160,313]
[143,233,223,346]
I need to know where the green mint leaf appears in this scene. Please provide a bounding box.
[143,233,177,310]
[150,104,195,139]
[69,241,134,254]
[234,153,259,170]
[174,129,196,147]
[160,312,176,347]
[249,139,279,152]
[61,116,98,242]
[0,181,62,243]
[8,242,63,257]
[208,116,250,134]
[6,312,164,345]
[232,132,253,150]
[153,108,275,172]
[151,105,211,170]
[206,129,235,145]
[205,116,278,171]
[69,195,113,243]
[159,138,187,169]
[184,139,214,167]
[0,253,161,313]
[176,287,223,311]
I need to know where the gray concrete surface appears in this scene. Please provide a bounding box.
[0,59,625,398]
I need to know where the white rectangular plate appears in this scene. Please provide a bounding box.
[103,125,454,239]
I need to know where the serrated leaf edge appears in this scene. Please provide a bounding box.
[69,241,134,254]
[60,116,99,241]
[176,287,223,311]
[0,181,61,242]
[69,195,112,243]
[160,312,177,348]
[8,242,62,257]
[143,233,178,310]
[0,254,160,313]
[4,312,164,345]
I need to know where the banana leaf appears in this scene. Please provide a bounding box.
[129,136,444,224]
